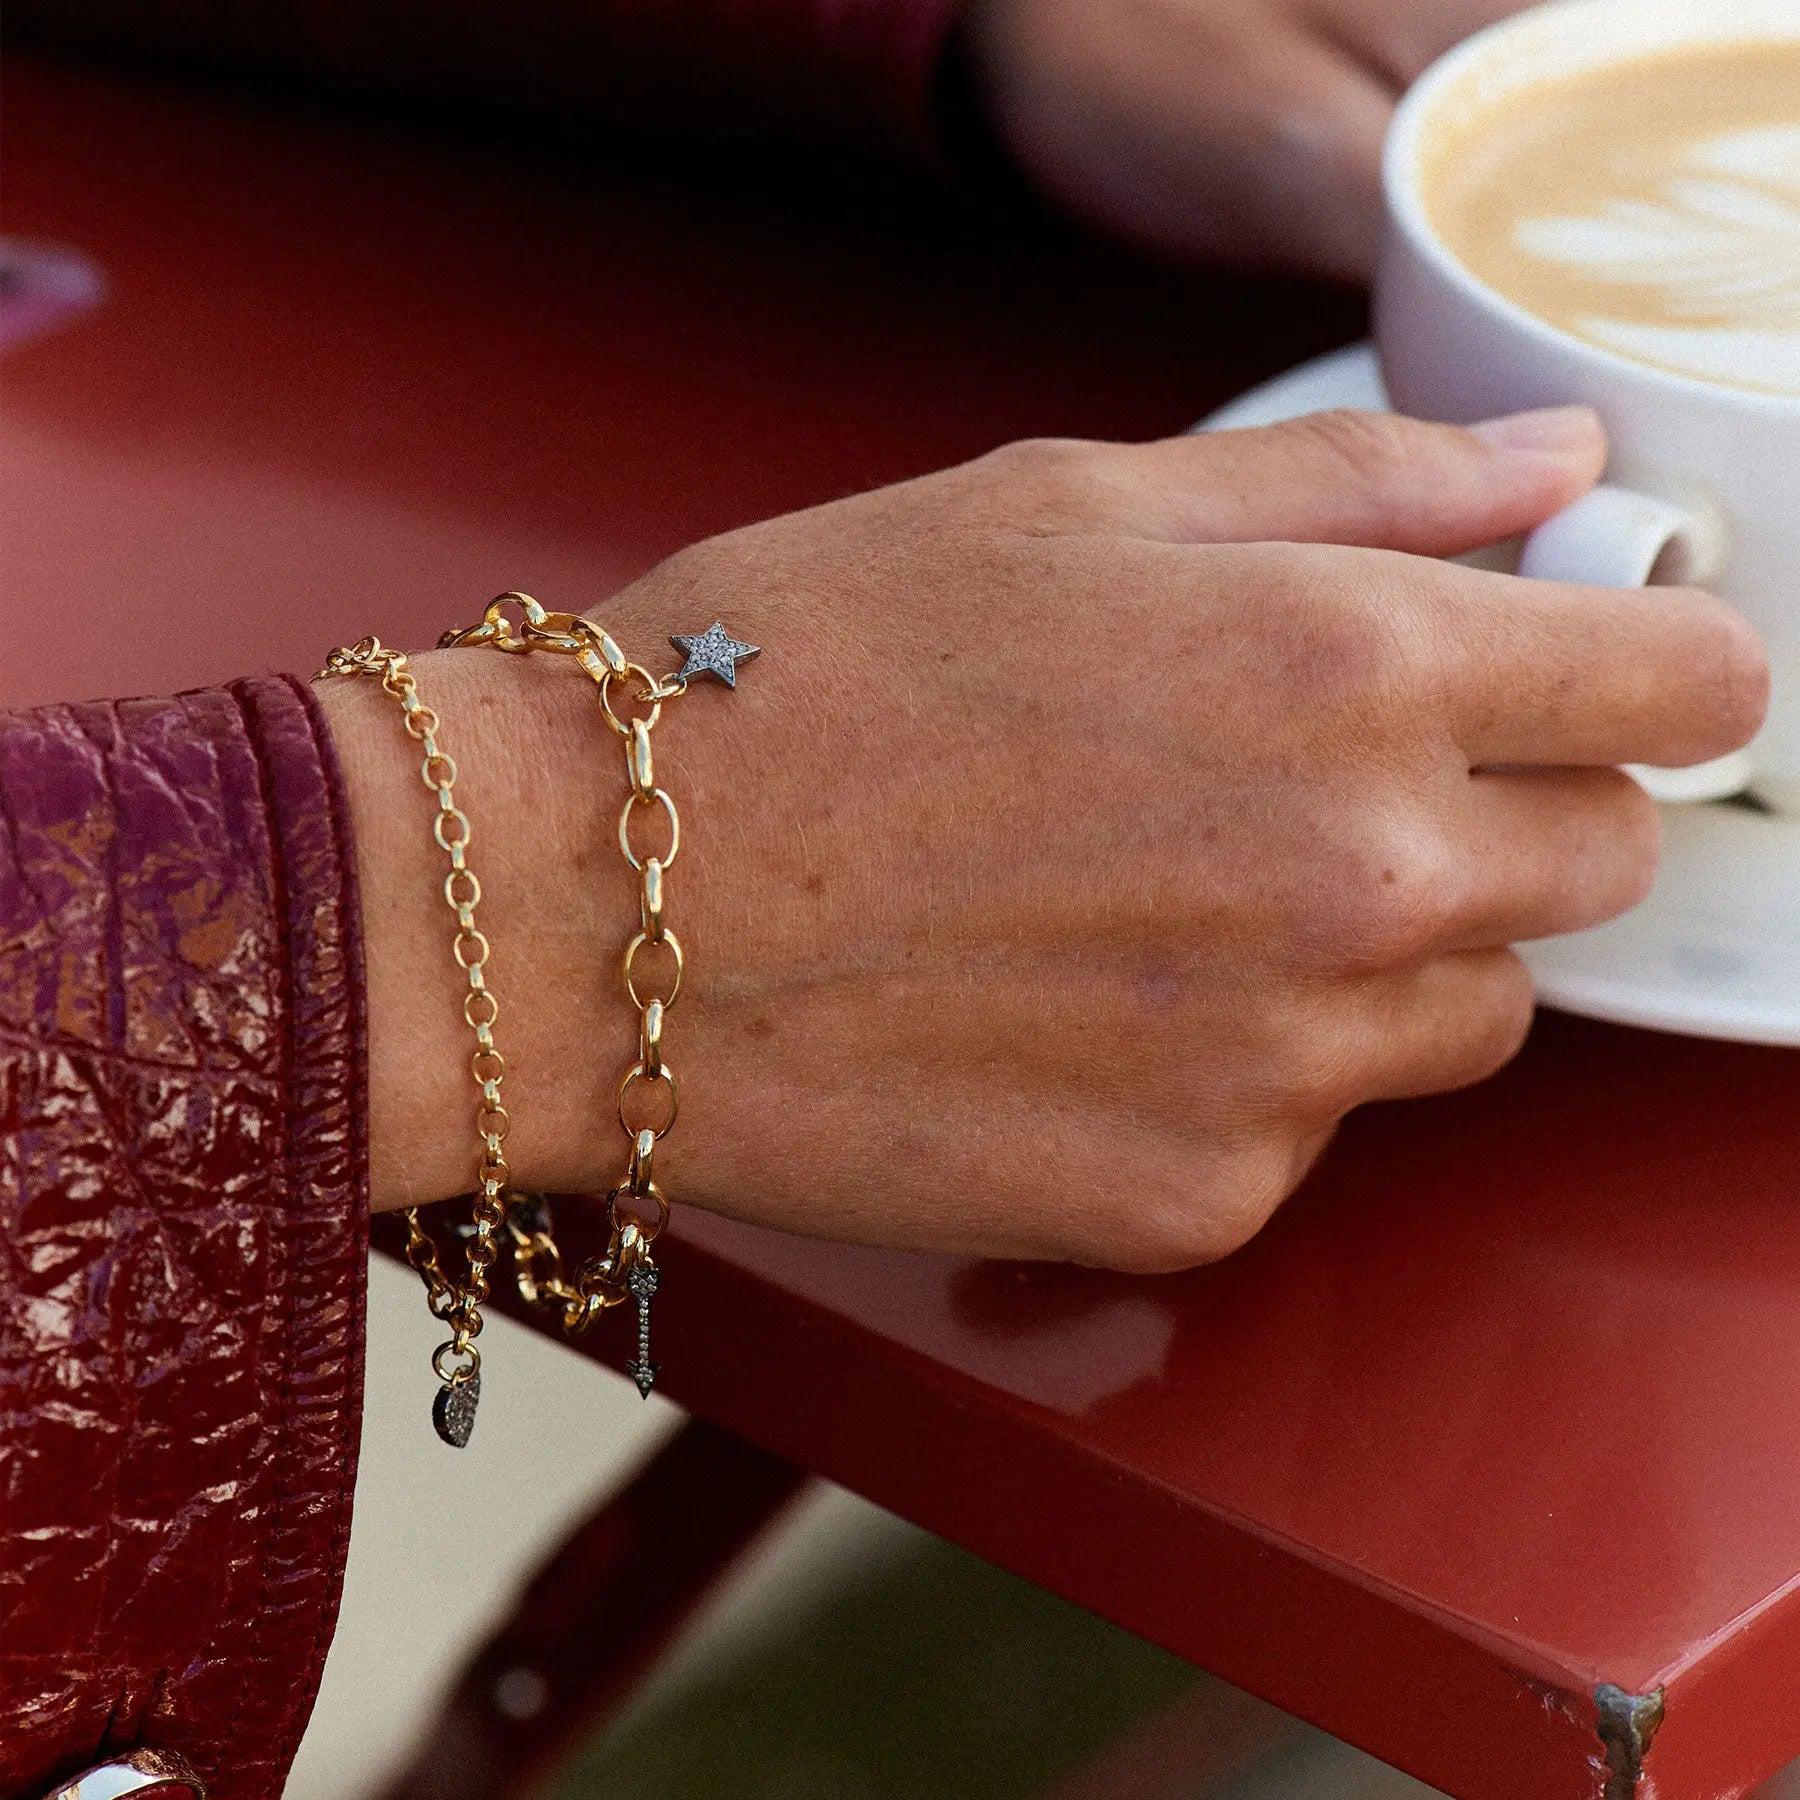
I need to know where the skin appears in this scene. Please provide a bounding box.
[960,0,1539,280]
[317,408,1767,1272]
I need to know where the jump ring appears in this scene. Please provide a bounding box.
[433,1340,481,1385]
[623,928,683,1009]
[618,789,679,871]
[608,1182,669,1245]
[599,663,664,737]
[472,593,537,653]
[618,1061,678,1138]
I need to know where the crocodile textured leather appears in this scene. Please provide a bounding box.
[0,675,368,1800]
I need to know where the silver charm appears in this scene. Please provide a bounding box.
[625,1260,661,1398]
[669,622,759,689]
[503,1191,554,1238]
[433,1371,480,1447]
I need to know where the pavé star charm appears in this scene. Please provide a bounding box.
[669,621,759,688]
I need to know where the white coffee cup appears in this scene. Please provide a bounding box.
[1375,0,1800,809]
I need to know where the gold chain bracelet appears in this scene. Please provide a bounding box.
[438,593,757,1398]
[317,637,510,1447]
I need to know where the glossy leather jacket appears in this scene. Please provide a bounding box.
[0,677,368,1800]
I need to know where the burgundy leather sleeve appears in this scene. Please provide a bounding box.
[0,675,368,1800]
[8,0,966,163]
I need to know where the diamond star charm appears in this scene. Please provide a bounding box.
[670,622,759,689]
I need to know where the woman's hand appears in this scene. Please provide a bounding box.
[326,408,1766,1270]
[958,0,1532,281]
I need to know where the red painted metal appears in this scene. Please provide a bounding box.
[9,57,1800,1800]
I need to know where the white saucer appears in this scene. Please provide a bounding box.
[1200,342,1800,1047]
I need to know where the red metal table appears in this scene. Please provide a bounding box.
[8,56,1800,1800]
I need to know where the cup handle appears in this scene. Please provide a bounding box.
[1516,483,1746,804]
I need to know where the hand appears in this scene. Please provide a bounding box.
[958,0,1533,280]
[328,407,1766,1270]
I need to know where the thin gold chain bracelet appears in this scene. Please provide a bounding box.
[439,592,758,1399]
[317,636,512,1447]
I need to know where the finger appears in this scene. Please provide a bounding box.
[1433,564,1770,768]
[1446,766,1661,949]
[1339,948,1537,1107]
[1197,27,1394,282]
[1117,406,1606,554]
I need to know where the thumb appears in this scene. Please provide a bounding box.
[1125,406,1607,556]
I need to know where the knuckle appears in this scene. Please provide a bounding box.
[1285,408,1423,485]
[1249,546,1433,717]
[1101,1143,1296,1273]
[1274,1020,1367,1117]
[1310,820,1455,967]
[978,434,1104,503]
[1451,954,1537,1086]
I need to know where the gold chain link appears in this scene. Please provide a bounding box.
[441,593,697,1370]
[322,593,739,1412]
[318,636,510,1392]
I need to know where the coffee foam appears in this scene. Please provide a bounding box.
[1422,43,1800,395]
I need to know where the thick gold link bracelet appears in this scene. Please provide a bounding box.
[440,592,758,1398]
[317,636,509,1447]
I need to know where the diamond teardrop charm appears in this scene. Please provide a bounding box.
[432,1370,481,1447]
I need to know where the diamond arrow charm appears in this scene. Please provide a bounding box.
[625,1259,661,1398]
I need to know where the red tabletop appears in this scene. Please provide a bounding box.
[8,57,1800,1800]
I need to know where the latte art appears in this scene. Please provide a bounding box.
[1517,128,1800,328]
[1423,43,1800,395]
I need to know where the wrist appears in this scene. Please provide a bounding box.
[319,570,792,1223]
[318,636,628,1210]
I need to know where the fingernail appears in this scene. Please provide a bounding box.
[1470,405,1601,455]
